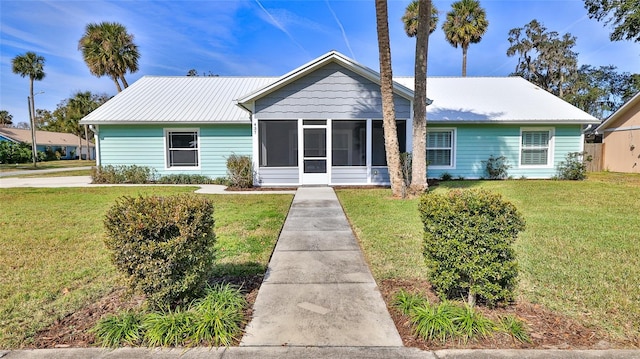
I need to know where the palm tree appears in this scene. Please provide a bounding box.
[375,0,404,197]
[403,0,438,193]
[442,0,488,77]
[12,51,45,167]
[78,22,139,92]
[0,110,13,126]
[402,0,439,37]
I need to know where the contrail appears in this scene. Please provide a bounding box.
[254,0,308,56]
[325,0,355,60]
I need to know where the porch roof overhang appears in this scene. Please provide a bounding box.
[235,51,416,112]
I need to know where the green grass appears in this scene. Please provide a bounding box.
[0,187,292,348]
[337,174,640,341]
[0,160,95,172]
[3,169,92,178]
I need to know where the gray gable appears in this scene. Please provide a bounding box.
[255,62,411,120]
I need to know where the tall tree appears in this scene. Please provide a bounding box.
[565,65,640,119]
[403,0,437,193]
[375,0,404,197]
[402,0,439,37]
[507,20,578,98]
[584,0,640,42]
[442,0,488,77]
[12,51,45,167]
[0,110,13,126]
[78,22,139,92]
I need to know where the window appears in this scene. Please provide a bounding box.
[259,120,298,167]
[332,120,366,166]
[427,129,454,168]
[166,130,199,168]
[521,129,553,166]
[372,120,406,166]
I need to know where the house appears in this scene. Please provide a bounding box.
[0,127,94,160]
[79,51,598,185]
[595,92,640,173]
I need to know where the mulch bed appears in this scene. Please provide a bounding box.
[31,276,638,349]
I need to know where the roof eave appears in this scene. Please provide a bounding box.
[79,120,251,125]
[428,119,601,125]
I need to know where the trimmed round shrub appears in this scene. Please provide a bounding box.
[418,189,525,306]
[104,194,216,308]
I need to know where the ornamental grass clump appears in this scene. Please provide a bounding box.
[104,194,216,308]
[419,189,525,307]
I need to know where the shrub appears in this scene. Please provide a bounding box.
[440,172,453,181]
[157,174,213,184]
[556,151,591,180]
[103,194,216,308]
[93,310,144,347]
[226,154,253,188]
[92,165,157,184]
[498,314,531,343]
[188,284,246,346]
[419,189,525,306]
[483,155,510,180]
[0,141,33,164]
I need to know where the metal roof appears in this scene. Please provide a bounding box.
[80,58,599,126]
[395,76,600,124]
[0,127,91,147]
[80,76,275,125]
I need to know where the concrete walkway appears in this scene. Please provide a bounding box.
[240,186,402,347]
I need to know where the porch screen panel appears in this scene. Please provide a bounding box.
[372,120,406,166]
[259,120,298,167]
[332,120,366,166]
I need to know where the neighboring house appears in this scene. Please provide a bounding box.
[595,92,640,173]
[80,51,598,186]
[0,127,94,160]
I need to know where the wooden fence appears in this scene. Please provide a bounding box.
[584,143,603,172]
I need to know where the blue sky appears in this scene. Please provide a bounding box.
[1,0,638,125]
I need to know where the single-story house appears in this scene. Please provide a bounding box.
[0,127,94,160]
[595,91,640,173]
[80,51,598,185]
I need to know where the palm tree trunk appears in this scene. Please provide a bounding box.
[112,76,123,92]
[375,0,404,197]
[410,0,431,194]
[120,75,129,89]
[29,78,37,168]
[462,45,468,77]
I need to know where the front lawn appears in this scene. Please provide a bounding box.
[0,187,292,348]
[337,174,640,343]
[0,160,95,172]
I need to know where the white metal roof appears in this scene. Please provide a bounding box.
[81,55,599,126]
[80,76,276,125]
[394,77,599,124]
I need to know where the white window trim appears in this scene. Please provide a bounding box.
[164,128,201,170]
[519,127,554,168]
[427,128,456,169]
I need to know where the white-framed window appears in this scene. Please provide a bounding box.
[164,129,200,169]
[520,128,554,167]
[427,129,455,168]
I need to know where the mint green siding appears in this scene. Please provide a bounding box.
[97,124,251,178]
[427,124,583,179]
